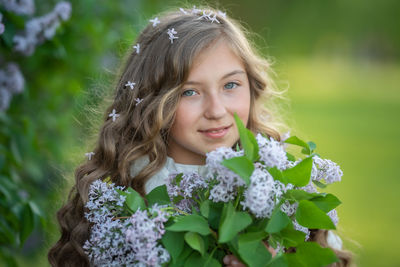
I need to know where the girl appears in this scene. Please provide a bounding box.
[48,6,353,267]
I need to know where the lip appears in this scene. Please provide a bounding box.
[199,124,232,139]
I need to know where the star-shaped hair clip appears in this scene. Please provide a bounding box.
[167,28,178,44]
[108,109,120,121]
[134,98,144,106]
[179,8,188,14]
[149,17,160,27]
[191,6,201,14]
[85,152,95,160]
[125,81,136,90]
[133,43,140,54]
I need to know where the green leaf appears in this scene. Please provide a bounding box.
[161,231,185,264]
[267,167,288,185]
[237,232,272,267]
[286,152,296,162]
[266,209,291,234]
[284,136,310,155]
[279,223,306,248]
[146,185,171,206]
[285,189,320,201]
[166,214,211,236]
[125,187,146,212]
[184,252,221,267]
[310,194,341,213]
[222,156,254,185]
[282,157,313,187]
[296,200,336,230]
[184,232,205,256]
[200,200,210,218]
[295,242,339,267]
[19,203,34,245]
[208,202,223,229]
[219,202,252,243]
[266,253,289,267]
[307,141,316,152]
[234,113,259,162]
[312,180,327,189]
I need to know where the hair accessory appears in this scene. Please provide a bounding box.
[85,152,95,160]
[134,98,144,106]
[179,8,188,14]
[218,11,226,18]
[149,17,160,27]
[198,10,220,23]
[108,109,120,121]
[132,43,140,54]
[167,28,178,43]
[191,6,201,14]
[125,81,136,90]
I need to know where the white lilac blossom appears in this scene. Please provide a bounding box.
[85,180,126,224]
[280,201,298,217]
[179,8,188,14]
[149,17,160,27]
[0,88,12,111]
[0,63,25,111]
[0,13,4,34]
[134,98,143,106]
[167,28,178,43]
[125,205,170,266]
[13,1,72,56]
[327,209,339,226]
[241,168,285,218]
[256,133,288,170]
[108,109,120,121]
[312,156,343,184]
[125,80,136,90]
[133,43,140,54]
[85,152,95,160]
[191,6,201,14]
[218,10,227,18]
[293,219,310,241]
[206,147,245,202]
[0,0,35,15]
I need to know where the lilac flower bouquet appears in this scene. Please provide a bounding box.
[84,114,343,267]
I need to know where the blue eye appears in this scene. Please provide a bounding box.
[224,82,238,89]
[182,89,197,96]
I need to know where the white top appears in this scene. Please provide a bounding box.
[130,155,343,250]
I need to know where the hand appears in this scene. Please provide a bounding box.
[223,242,277,266]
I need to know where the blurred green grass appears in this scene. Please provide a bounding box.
[283,57,400,267]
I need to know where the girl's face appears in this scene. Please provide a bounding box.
[168,39,251,165]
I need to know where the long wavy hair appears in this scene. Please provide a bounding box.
[48,6,352,266]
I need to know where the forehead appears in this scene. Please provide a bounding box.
[187,39,246,80]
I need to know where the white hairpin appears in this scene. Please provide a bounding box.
[108,109,120,121]
[209,14,220,23]
[179,8,188,14]
[133,43,140,54]
[191,6,201,14]
[149,17,160,27]
[198,10,213,20]
[167,28,178,44]
[125,81,136,90]
[85,152,95,160]
[218,10,226,18]
[134,98,144,106]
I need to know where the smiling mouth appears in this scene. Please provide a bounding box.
[199,125,232,133]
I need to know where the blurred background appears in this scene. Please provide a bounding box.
[0,0,399,266]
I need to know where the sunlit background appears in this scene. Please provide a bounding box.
[1,0,399,266]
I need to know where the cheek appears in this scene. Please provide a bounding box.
[171,102,196,134]
[233,89,251,125]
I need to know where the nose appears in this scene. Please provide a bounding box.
[203,92,227,120]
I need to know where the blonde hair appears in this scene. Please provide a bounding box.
[48,6,349,266]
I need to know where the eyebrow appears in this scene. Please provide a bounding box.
[183,70,246,86]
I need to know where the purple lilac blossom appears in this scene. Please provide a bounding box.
[206,147,245,202]
[256,133,288,170]
[241,168,285,218]
[0,88,11,111]
[293,220,310,241]
[327,209,339,226]
[0,63,25,111]
[0,0,35,15]
[84,180,126,224]
[125,205,170,266]
[13,1,71,56]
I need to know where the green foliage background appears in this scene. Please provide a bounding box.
[1,0,398,266]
